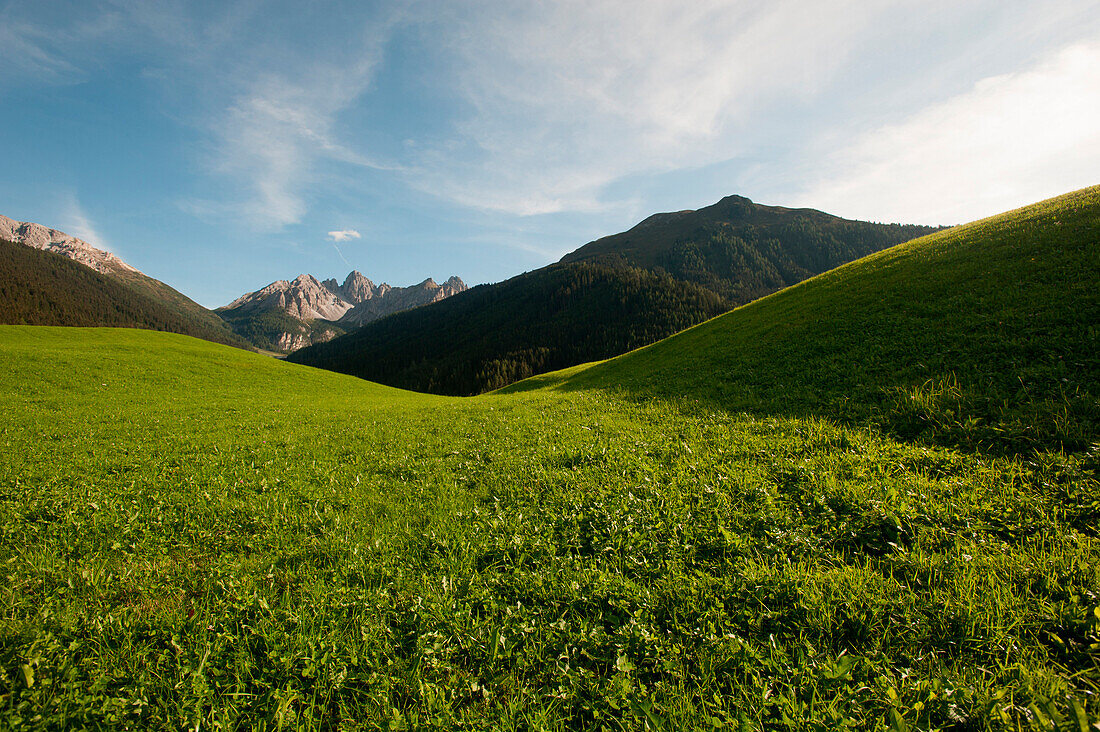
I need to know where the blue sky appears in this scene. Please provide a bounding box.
[2,0,1098,308]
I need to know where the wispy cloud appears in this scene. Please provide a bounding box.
[61,193,110,251]
[328,229,361,242]
[107,2,409,232]
[0,21,79,84]
[9,0,1099,253]
[0,5,122,87]
[406,0,887,215]
[206,60,393,230]
[396,0,1100,222]
[793,41,1100,224]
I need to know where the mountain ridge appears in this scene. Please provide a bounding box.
[561,194,942,303]
[0,214,249,348]
[218,270,468,352]
[0,214,137,276]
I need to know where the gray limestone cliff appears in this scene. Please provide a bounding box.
[218,270,467,352]
[0,214,137,275]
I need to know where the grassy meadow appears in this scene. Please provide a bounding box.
[2,188,1099,730]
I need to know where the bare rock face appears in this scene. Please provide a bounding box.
[220,270,468,352]
[0,214,137,275]
[339,276,468,327]
[338,271,379,303]
[273,331,312,352]
[220,274,354,322]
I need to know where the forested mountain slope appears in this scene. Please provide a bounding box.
[0,237,249,348]
[561,194,941,303]
[289,261,729,395]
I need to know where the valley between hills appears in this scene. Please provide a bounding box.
[0,187,1098,729]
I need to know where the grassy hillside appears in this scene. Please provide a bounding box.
[110,268,254,349]
[523,186,1100,455]
[2,305,1098,727]
[290,262,729,395]
[561,194,940,303]
[0,238,249,348]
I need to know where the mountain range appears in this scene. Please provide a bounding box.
[1,194,940,389]
[217,271,467,352]
[289,196,941,394]
[0,213,469,354]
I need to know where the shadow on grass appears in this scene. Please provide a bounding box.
[502,186,1100,459]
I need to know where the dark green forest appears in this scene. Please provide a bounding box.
[289,262,730,395]
[0,238,248,348]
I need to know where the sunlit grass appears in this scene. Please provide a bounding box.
[1,325,1097,730]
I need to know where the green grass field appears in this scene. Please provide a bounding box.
[1,188,1098,730]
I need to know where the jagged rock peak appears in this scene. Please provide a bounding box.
[441,276,467,295]
[219,273,353,322]
[220,270,470,344]
[338,274,468,328]
[292,273,323,287]
[340,270,377,303]
[0,213,137,275]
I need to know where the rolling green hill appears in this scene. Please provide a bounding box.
[1,188,1097,729]
[0,237,250,348]
[289,261,729,395]
[292,196,936,395]
[522,186,1100,454]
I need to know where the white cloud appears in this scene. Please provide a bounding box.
[137,3,411,233]
[408,0,890,215]
[0,21,79,84]
[210,64,394,231]
[791,41,1100,225]
[62,194,107,250]
[327,229,361,242]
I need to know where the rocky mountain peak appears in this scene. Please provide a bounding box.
[0,213,137,275]
[219,273,353,322]
[340,270,377,303]
[441,276,467,296]
[339,274,468,327]
[291,273,322,287]
[219,270,469,351]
